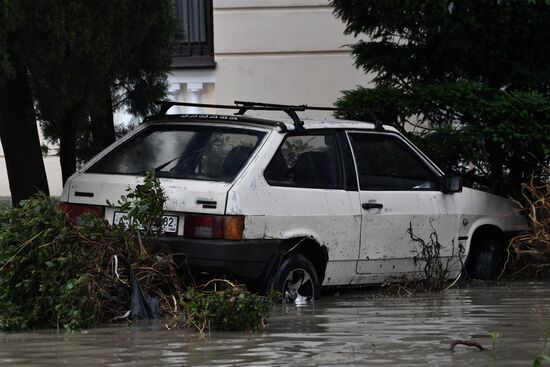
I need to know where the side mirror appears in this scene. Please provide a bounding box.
[442,175,463,194]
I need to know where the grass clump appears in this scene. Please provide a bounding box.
[178,280,277,332]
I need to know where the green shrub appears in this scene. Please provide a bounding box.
[0,194,104,330]
[112,170,167,240]
[0,193,181,330]
[0,200,11,211]
[180,282,277,332]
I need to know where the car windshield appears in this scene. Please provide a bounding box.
[87,125,266,182]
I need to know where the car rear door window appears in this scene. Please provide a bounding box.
[88,125,265,182]
[264,133,343,189]
[348,133,440,191]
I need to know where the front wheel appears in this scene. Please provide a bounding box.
[465,237,506,280]
[269,254,320,304]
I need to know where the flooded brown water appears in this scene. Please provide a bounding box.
[1,281,550,366]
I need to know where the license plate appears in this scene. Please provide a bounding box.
[113,211,179,234]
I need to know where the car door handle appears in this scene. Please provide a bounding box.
[362,202,383,210]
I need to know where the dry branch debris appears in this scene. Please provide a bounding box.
[450,340,487,352]
[506,167,550,277]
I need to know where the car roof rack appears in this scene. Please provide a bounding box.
[155,100,384,131]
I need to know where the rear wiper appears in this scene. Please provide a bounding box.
[151,136,222,174]
[154,156,180,172]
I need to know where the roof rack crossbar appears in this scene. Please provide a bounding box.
[154,100,384,131]
[234,101,305,130]
[234,100,383,131]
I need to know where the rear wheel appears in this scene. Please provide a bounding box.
[269,254,320,304]
[466,236,506,280]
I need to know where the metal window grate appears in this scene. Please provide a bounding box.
[171,0,215,68]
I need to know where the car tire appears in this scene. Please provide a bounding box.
[269,253,320,304]
[466,237,505,280]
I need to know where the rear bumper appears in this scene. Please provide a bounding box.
[160,237,282,279]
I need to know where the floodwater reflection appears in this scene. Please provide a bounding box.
[1,281,550,366]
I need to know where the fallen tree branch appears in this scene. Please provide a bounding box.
[450,340,486,352]
[200,278,237,290]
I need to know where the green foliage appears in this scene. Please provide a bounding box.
[0,200,11,211]
[332,0,550,89]
[0,187,176,330]
[534,325,550,367]
[0,195,113,330]
[180,283,277,332]
[332,0,550,198]
[115,171,167,238]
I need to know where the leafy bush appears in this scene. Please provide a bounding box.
[180,281,277,332]
[0,200,11,211]
[0,195,104,330]
[0,193,182,330]
[113,170,167,239]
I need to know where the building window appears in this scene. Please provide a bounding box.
[171,0,215,69]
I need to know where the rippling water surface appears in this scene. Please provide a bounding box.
[2,281,550,366]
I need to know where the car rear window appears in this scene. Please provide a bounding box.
[87,125,266,182]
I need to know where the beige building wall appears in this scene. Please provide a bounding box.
[170,0,373,119]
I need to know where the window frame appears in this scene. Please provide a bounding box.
[263,129,347,190]
[345,130,444,192]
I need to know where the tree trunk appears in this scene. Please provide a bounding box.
[90,83,115,155]
[58,107,80,184]
[0,67,50,206]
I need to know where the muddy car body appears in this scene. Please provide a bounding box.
[59,103,527,301]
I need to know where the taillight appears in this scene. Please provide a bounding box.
[58,202,105,225]
[184,215,244,240]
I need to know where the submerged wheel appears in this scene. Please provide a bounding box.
[269,254,320,304]
[466,236,506,280]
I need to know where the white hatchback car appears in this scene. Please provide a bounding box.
[59,101,527,301]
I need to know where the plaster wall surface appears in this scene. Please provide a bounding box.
[209,0,372,119]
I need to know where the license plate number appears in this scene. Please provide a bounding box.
[113,211,179,234]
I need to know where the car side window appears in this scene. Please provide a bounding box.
[264,133,343,189]
[348,133,440,191]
